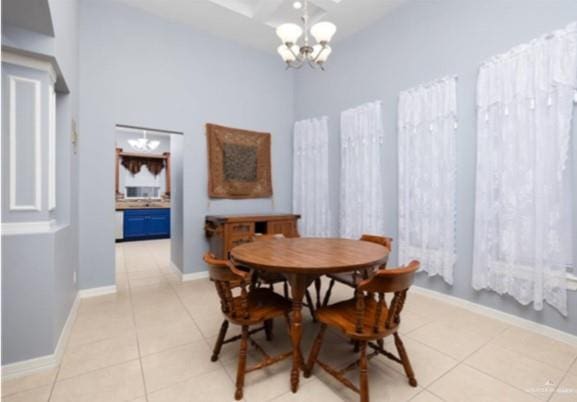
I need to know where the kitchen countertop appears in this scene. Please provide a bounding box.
[116,200,171,211]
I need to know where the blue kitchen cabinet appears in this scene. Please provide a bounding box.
[123,209,170,240]
[124,213,147,238]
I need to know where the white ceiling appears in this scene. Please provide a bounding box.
[110,0,407,52]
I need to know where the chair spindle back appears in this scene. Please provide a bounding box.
[354,260,420,333]
[203,252,251,320]
[359,234,393,269]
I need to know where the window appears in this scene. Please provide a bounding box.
[125,186,161,199]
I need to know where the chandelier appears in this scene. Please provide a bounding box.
[275,0,336,70]
[128,131,160,153]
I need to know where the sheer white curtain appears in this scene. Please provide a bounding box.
[398,77,457,284]
[293,117,333,237]
[473,22,577,315]
[340,101,385,239]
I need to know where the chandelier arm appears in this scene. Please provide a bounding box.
[287,44,300,60]
[303,0,309,46]
[289,59,306,69]
[278,0,332,70]
[306,59,322,70]
[312,43,328,63]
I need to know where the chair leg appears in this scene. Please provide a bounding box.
[235,325,249,400]
[314,278,322,309]
[322,279,335,306]
[394,333,417,387]
[305,323,327,377]
[359,341,369,402]
[305,289,316,321]
[283,281,289,298]
[264,319,274,341]
[211,320,229,362]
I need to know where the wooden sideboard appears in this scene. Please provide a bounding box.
[204,214,300,259]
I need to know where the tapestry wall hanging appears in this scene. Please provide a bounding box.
[207,123,272,199]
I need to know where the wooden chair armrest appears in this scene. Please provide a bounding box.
[227,261,251,281]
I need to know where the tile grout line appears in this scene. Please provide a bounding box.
[410,388,447,402]
[547,355,577,402]
[492,327,577,374]
[404,322,506,364]
[45,280,92,400]
[6,241,190,401]
[134,240,225,399]
[461,363,542,401]
[415,325,513,397]
[166,262,212,347]
[421,323,558,400]
[123,242,151,402]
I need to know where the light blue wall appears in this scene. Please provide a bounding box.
[2,233,55,363]
[48,0,80,347]
[171,134,184,271]
[78,0,294,287]
[295,0,577,335]
[1,0,80,365]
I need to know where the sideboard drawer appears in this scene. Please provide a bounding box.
[228,235,252,251]
[228,222,255,235]
[267,220,297,237]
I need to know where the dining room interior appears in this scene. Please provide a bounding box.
[1,0,577,401]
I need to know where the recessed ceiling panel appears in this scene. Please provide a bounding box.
[110,0,409,52]
[264,1,327,28]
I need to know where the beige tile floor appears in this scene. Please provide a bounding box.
[2,239,577,402]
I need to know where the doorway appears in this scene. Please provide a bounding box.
[113,125,184,290]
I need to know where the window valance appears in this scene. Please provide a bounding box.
[121,155,166,176]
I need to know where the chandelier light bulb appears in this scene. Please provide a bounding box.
[310,21,337,44]
[128,135,160,152]
[312,45,332,63]
[147,140,160,151]
[276,23,303,45]
[277,45,297,62]
[293,1,302,9]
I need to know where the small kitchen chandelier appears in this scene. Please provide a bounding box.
[128,131,160,153]
[276,0,336,70]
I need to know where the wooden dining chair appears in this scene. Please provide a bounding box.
[305,261,420,402]
[204,252,293,400]
[322,235,393,306]
[252,234,317,319]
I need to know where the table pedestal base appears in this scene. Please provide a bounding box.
[285,273,316,393]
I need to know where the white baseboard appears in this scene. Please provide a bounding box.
[169,261,183,281]
[168,262,207,282]
[182,270,209,282]
[78,285,117,298]
[411,285,577,347]
[1,293,80,380]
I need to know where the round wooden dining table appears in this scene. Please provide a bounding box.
[230,237,390,393]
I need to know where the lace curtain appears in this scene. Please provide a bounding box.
[398,77,458,284]
[473,22,577,315]
[293,116,333,237]
[340,101,385,239]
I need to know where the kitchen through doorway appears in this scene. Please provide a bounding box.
[113,125,184,289]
